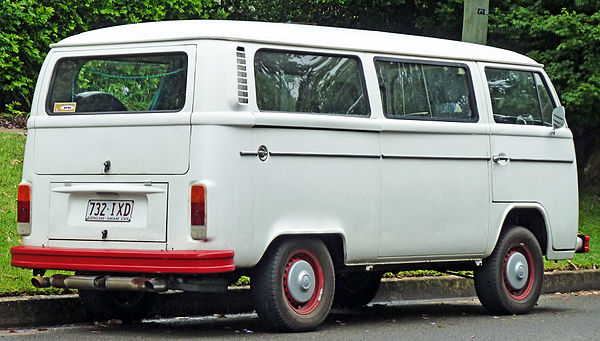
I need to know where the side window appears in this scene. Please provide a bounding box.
[48,53,187,114]
[254,50,369,116]
[485,68,554,126]
[375,59,476,122]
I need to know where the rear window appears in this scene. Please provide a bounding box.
[254,50,369,116]
[47,53,187,114]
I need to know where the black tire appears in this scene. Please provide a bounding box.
[251,237,335,332]
[333,271,382,308]
[474,225,543,315]
[79,290,157,322]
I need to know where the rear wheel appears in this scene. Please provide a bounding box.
[79,290,156,322]
[252,237,335,332]
[333,271,382,308]
[474,225,543,315]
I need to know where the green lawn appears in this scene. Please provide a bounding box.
[0,130,33,294]
[0,130,598,295]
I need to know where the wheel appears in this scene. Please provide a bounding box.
[79,290,157,322]
[333,271,381,308]
[251,237,335,332]
[474,225,543,315]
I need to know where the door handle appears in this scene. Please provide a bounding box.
[492,154,510,163]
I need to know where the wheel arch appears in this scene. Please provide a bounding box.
[494,204,550,256]
[255,233,346,270]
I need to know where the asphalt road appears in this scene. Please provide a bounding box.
[2,291,599,340]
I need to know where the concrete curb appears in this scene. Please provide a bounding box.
[1,270,599,329]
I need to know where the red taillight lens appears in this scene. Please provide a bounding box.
[17,184,31,223]
[191,185,206,226]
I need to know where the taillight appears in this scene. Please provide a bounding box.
[191,185,206,226]
[17,184,31,223]
[191,185,207,240]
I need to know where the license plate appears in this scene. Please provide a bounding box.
[85,200,134,222]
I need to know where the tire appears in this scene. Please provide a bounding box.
[474,225,544,315]
[333,271,381,308]
[79,290,157,322]
[251,237,335,332]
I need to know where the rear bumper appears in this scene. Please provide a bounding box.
[10,246,235,274]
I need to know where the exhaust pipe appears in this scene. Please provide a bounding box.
[31,276,50,288]
[145,278,168,292]
[31,274,101,289]
[63,275,105,290]
[105,277,149,291]
[30,274,168,292]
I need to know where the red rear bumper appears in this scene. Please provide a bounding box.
[11,246,235,274]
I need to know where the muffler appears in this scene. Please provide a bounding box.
[104,276,166,292]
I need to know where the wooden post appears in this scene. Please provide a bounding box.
[462,0,489,45]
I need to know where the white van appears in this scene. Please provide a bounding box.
[11,20,589,331]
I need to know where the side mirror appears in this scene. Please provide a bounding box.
[552,106,566,131]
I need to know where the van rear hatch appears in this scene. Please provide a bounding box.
[34,50,193,176]
[32,48,195,242]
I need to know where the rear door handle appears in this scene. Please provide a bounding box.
[492,154,510,163]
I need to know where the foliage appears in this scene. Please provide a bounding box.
[0,0,227,116]
[488,1,600,159]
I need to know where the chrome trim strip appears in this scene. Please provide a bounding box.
[382,154,490,161]
[509,158,574,164]
[270,152,381,159]
[241,151,380,158]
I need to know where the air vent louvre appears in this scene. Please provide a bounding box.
[236,47,249,104]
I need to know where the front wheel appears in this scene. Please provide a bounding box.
[474,225,543,315]
[251,237,335,332]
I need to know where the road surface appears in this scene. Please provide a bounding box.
[2,291,598,340]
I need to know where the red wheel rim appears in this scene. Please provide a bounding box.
[503,243,535,300]
[282,249,324,314]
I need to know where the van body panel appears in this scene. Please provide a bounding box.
[480,63,579,251]
[379,121,490,257]
[52,21,540,67]
[250,118,382,264]
[48,182,168,242]
[33,123,191,175]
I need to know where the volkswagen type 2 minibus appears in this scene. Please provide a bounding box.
[11,20,589,331]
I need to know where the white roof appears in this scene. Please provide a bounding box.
[52,20,539,66]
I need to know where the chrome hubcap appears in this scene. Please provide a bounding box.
[287,260,315,303]
[506,252,528,290]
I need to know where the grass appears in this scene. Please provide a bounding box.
[0,130,598,295]
[0,131,71,296]
[544,192,600,270]
[0,130,33,294]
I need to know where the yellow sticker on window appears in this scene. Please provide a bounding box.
[53,102,77,113]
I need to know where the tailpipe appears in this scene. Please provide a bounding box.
[31,276,50,288]
[144,278,168,292]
